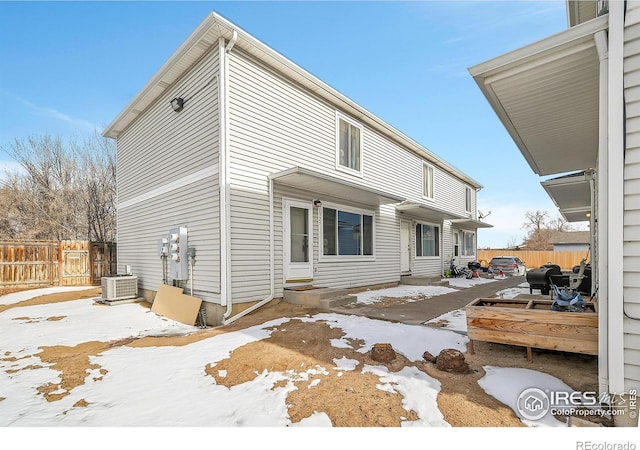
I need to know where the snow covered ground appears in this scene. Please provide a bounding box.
[355,277,496,305]
[0,286,633,446]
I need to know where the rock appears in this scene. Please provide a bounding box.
[371,343,396,362]
[435,348,470,373]
[422,351,436,363]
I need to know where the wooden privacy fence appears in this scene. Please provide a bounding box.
[477,250,591,270]
[0,240,116,287]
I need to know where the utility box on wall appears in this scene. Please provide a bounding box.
[168,226,188,281]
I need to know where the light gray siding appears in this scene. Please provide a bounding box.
[116,49,221,302]
[226,49,474,297]
[623,1,640,391]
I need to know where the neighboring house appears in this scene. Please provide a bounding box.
[103,13,491,326]
[470,0,639,424]
[549,231,591,252]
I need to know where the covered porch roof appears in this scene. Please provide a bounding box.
[269,167,405,206]
[450,218,494,229]
[469,15,607,177]
[395,200,466,223]
[541,171,594,222]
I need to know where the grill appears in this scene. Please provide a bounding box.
[525,264,562,295]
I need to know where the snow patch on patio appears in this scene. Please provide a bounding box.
[355,285,458,304]
[424,309,467,333]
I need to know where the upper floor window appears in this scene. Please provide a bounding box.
[423,163,434,199]
[465,187,472,213]
[337,115,362,173]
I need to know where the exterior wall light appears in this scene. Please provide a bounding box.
[170,97,184,112]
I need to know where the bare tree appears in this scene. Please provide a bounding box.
[522,210,549,234]
[506,235,520,249]
[520,210,574,250]
[0,133,116,241]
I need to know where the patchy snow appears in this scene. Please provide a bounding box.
[445,277,495,288]
[477,366,604,427]
[363,365,448,427]
[0,287,465,427]
[0,286,93,306]
[355,285,458,304]
[2,286,625,441]
[424,309,467,333]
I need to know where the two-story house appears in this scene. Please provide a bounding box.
[470,0,639,425]
[103,12,491,327]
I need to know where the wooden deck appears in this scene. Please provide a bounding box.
[465,297,598,361]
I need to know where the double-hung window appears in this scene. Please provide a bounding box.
[423,163,434,199]
[322,206,373,257]
[465,186,472,213]
[337,115,362,173]
[461,231,475,256]
[416,223,439,257]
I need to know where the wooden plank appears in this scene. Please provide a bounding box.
[466,307,598,327]
[467,327,598,355]
[151,284,202,326]
[467,318,598,339]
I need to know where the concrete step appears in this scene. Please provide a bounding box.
[319,294,357,309]
[284,287,351,307]
[400,275,448,286]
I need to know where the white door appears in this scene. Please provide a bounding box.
[284,199,313,282]
[400,220,411,274]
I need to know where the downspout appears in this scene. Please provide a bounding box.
[220,31,237,320]
[607,0,626,394]
[220,30,275,324]
[224,176,274,325]
[441,220,446,277]
[594,28,609,396]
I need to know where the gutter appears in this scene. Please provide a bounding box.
[218,31,238,323]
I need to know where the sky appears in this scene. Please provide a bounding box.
[1,284,630,445]
[0,0,588,248]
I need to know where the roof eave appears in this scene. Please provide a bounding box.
[103,12,482,189]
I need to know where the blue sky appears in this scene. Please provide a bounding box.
[0,0,582,248]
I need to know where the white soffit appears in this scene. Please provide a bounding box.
[450,218,494,229]
[395,200,466,223]
[270,167,405,206]
[541,171,593,222]
[469,15,608,177]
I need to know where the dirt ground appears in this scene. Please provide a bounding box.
[1,288,604,427]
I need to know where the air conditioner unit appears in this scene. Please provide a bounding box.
[101,275,138,301]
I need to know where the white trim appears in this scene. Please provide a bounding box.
[283,198,314,282]
[422,162,434,200]
[607,0,625,393]
[335,112,364,177]
[595,28,609,396]
[318,201,376,262]
[415,220,440,258]
[118,165,217,209]
[460,229,476,257]
[465,186,472,213]
[220,37,232,313]
[400,220,412,274]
